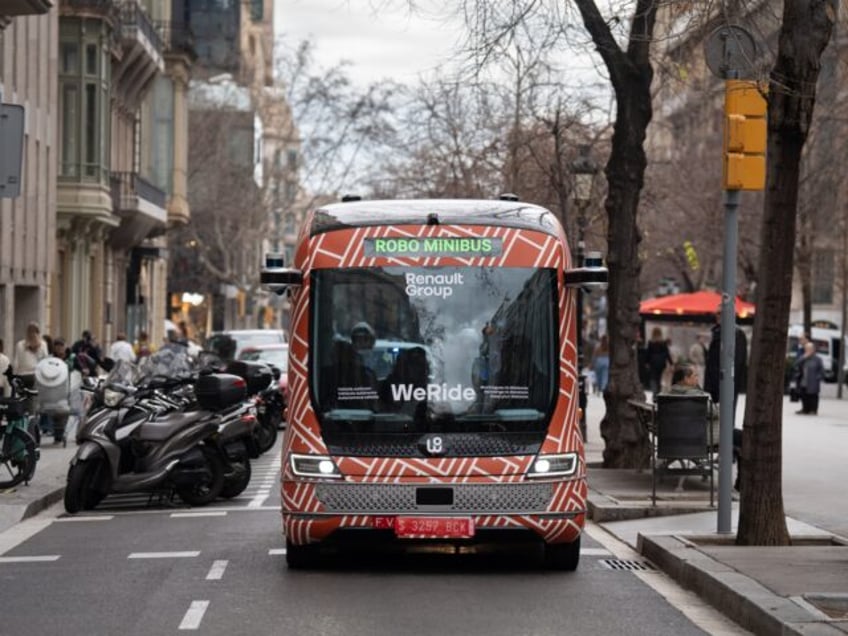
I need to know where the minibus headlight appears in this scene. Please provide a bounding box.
[290,454,343,479]
[527,453,578,478]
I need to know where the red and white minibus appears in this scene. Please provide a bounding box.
[261,198,607,569]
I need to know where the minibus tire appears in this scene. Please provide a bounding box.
[544,537,580,571]
[286,538,320,569]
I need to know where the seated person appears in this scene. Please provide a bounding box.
[662,363,719,446]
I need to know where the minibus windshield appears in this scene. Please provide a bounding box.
[310,266,558,438]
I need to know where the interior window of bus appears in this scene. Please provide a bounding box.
[310,266,558,434]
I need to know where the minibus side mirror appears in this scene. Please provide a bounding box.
[261,252,303,295]
[564,251,608,290]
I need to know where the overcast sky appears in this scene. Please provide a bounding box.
[274,0,468,86]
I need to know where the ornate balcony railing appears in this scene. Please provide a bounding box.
[155,20,196,60]
[118,0,162,53]
[111,171,167,210]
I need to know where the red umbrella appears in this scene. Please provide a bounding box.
[640,291,755,321]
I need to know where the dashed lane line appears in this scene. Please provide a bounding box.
[178,601,210,630]
[170,512,228,518]
[128,551,201,559]
[0,555,61,563]
[205,560,228,580]
[55,516,115,522]
[268,548,286,555]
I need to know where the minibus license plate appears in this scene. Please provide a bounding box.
[394,517,474,539]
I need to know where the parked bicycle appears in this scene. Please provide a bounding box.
[0,367,40,488]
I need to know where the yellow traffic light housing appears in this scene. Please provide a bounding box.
[722,80,767,190]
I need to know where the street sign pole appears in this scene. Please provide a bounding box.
[703,26,766,534]
[718,187,739,534]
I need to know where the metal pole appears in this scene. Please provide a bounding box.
[717,188,740,534]
[577,204,587,441]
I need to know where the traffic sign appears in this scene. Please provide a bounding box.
[0,102,25,199]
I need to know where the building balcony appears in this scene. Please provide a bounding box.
[110,171,168,249]
[112,0,164,105]
[156,20,196,62]
[1,0,52,17]
[59,0,119,29]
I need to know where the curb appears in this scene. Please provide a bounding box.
[638,534,847,636]
[22,485,65,521]
[587,489,717,523]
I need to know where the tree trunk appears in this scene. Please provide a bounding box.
[572,0,657,468]
[599,69,654,468]
[737,0,837,546]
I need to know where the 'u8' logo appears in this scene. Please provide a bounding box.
[421,434,446,456]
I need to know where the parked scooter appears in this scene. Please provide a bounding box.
[224,360,277,454]
[64,361,240,513]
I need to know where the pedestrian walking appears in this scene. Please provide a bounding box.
[108,332,137,364]
[72,330,102,376]
[645,327,672,395]
[793,341,824,415]
[134,330,154,359]
[13,322,49,379]
[591,334,610,394]
[703,312,748,412]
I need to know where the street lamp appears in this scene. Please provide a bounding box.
[570,144,599,441]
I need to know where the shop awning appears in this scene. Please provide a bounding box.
[639,290,755,323]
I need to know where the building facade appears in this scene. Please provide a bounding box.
[53,0,192,350]
[171,0,300,335]
[0,4,57,354]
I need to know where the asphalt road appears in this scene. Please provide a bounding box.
[0,443,745,636]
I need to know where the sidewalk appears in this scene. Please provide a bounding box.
[584,391,848,635]
[3,396,848,634]
[0,439,74,534]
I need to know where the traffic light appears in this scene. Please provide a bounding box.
[722,80,767,191]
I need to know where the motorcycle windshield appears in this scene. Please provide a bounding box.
[137,350,194,384]
[104,359,139,388]
[310,266,559,441]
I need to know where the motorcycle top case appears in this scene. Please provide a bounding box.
[195,373,248,410]
[224,360,273,395]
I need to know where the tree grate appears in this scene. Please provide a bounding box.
[599,559,655,571]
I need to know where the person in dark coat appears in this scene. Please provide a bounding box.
[645,327,672,394]
[793,341,824,415]
[703,313,748,412]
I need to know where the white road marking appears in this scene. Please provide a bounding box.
[128,551,200,559]
[248,492,271,508]
[0,555,61,563]
[0,512,59,555]
[55,516,115,522]
[206,560,228,580]
[580,547,612,556]
[178,601,210,630]
[170,512,228,518]
[78,505,282,518]
[268,548,287,555]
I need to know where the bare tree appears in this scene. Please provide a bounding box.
[275,39,401,204]
[176,107,267,297]
[737,0,838,546]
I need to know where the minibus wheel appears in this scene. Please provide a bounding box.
[544,537,580,571]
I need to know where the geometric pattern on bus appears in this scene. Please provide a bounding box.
[281,221,584,545]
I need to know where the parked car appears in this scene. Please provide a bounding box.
[206,330,287,361]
